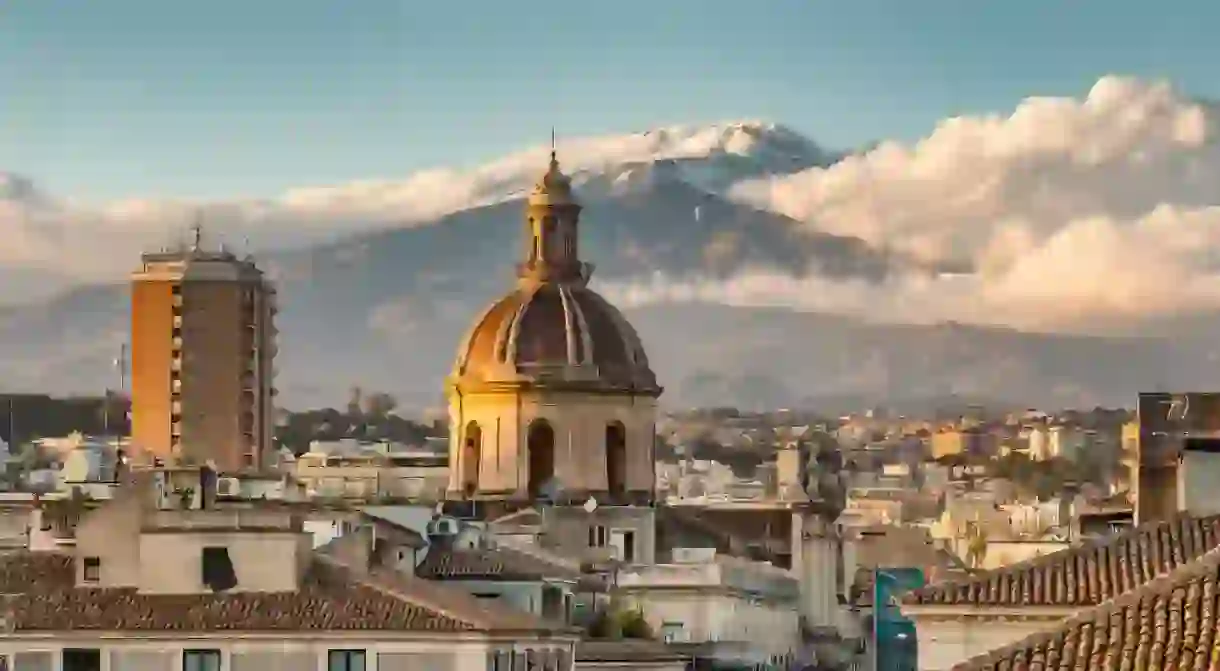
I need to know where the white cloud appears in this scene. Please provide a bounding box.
[8,77,1220,331]
[0,120,813,295]
[701,75,1220,330]
[600,205,1220,332]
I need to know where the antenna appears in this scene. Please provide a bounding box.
[189,210,204,252]
[550,127,558,163]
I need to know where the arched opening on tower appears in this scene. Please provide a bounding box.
[527,420,556,499]
[462,422,482,496]
[605,421,628,496]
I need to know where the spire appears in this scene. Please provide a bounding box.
[531,130,574,206]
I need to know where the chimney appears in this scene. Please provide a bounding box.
[329,524,375,577]
[198,465,217,510]
[1177,438,1220,517]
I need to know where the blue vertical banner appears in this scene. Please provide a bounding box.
[872,568,923,671]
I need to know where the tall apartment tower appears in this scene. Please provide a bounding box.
[129,226,277,472]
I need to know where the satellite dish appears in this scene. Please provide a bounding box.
[582,496,599,514]
[538,478,562,504]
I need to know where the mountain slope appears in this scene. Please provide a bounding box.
[0,183,1203,412]
[0,115,1217,411]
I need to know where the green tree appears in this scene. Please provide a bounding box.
[587,602,654,640]
[617,608,654,639]
[362,391,398,419]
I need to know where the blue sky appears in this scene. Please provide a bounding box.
[1,0,1216,202]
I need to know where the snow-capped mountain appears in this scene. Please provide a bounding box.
[285,120,839,228]
[5,92,1220,411]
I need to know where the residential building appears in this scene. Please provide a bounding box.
[931,430,972,459]
[617,548,801,669]
[1046,425,1085,461]
[954,541,1220,670]
[129,226,277,472]
[293,440,448,501]
[0,466,578,671]
[416,515,590,625]
[902,514,1220,670]
[902,426,1220,669]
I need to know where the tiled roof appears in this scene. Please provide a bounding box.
[905,514,1220,607]
[955,545,1220,670]
[576,639,689,662]
[0,551,556,633]
[416,545,583,582]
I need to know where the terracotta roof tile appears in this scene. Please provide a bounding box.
[904,514,1220,607]
[955,545,1220,670]
[416,546,582,582]
[0,551,556,633]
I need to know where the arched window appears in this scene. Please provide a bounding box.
[527,420,556,499]
[462,422,482,496]
[606,421,627,496]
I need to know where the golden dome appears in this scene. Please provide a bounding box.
[452,282,659,394]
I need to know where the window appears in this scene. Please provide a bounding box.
[200,546,238,592]
[661,621,685,643]
[327,650,366,671]
[588,525,607,548]
[488,650,512,671]
[183,650,221,671]
[620,531,636,562]
[62,649,101,671]
[82,556,100,582]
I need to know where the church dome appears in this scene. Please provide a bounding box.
[453,282,659,393]
[449,145,659,396]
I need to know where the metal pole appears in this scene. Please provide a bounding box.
[872,567,883,671]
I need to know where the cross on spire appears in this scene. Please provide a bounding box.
[550,127,557,164]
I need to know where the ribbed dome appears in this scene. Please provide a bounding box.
[453,282,659,393]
